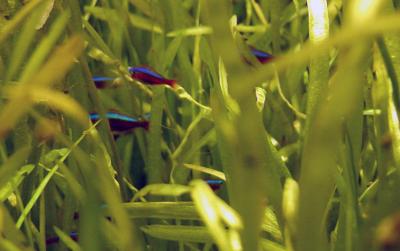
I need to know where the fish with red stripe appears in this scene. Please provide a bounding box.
[46,232,78,246]
[92,76,114,89]
[89,111,149,136]
[250,47,274,64]
[129,66,176,88]
[205,179,224,191]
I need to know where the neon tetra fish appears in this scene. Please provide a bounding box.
[89,111,150,134]
[92,76,114,89]
[205,179,224,191]
[250,47,274,64]
[46,232,78,246]
[128,66,176,88]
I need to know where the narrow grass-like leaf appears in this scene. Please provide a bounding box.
[172,113,207,162]
[84,6,118,23]
[16,123,92,228]
[0,35,85,137]
[231,12,400,100]
[15,159,60,229]
[296,3,331,249]
[183,164,226,180]
[250,0,268,25]
[234,24,269,33]
[53,227,81,251]
[297,2,376,250]
[0,205,34,250]
[161,37,182,72]
[269,0,284,52]
[35,0,54,30]
[260,239,286,251]
[132,184,191,201]
[190,179,242,251]
[303,0,330,133]
[6,1,44,81]
[172,86,212,112]
[0,0,44,44]
[0,164,34,202]
[282,178,298,236]
[129,0,153,17]
[217,58,239,114]
[128,13,163,33]
[380,2,400,114]
[203,2,283,250]
[29,35,84,88]
[146,86,165,184]
[30,88,88,125]
[20,11,70,81]
[167,26,212,37]
[141,225,213,243]
[377,37,400,113]
[124,202,199,220]
[261,207,282,241]
[0,147,31,192]
[82,19,115,57]
[370,42,393,185]
[89,131,142,251]
[58,162,84,201]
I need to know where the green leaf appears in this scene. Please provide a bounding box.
[282,178,298,235]
[260,239,286,251]
[234,24,269,33]
[183,164,226,180]
[132,184,191,201]
[6,0,44,81]
[35,0,54,30]
[0,35,86,138]
[124,202,199,220]
[53,227,81,251]
[161,37,182,72]
[166,26,212,37]
[262,207,282,241]
[141,225,213,243]
[0,164,34,202]
[84,6,118,23]
[0,0,44,44]
[146,86,165,184]
[20,10,70,81]
[0,147,31,190]
[40,148,69,167]
[190,179,242,251]
[0,205,34,250]
[128,13,163,33]
[16,123,92,228]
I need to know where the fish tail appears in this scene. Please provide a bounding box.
[166,79,177,88]
[143,121,150,130]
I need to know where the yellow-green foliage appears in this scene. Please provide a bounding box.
[1,0,400,251]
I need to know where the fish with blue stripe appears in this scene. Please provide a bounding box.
[205,179,224,191]
[92,76,114,89]
[46,232,78,246]
[89,111,149,135]
[129,66,176,87]
[250,47,274,64]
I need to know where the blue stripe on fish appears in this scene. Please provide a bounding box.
[89,112,139,123]
[128,66,164,79]
[206,180,224,185]
[250,48,273,58]
[46,232,78,245]
[93,76,114,81]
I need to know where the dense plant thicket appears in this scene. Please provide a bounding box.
[1,0,400,251]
